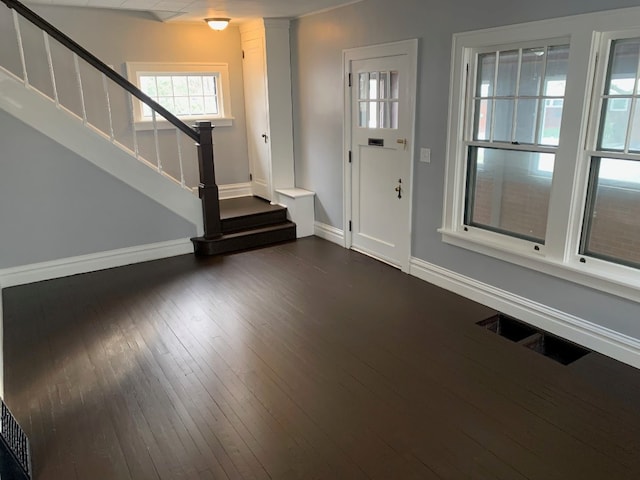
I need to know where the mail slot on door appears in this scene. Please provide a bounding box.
[368,138,384,147]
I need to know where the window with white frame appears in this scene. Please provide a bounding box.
[581,37,640,269]
[126,62,233,128]
[465,42,569,244]
[441,9,640,301]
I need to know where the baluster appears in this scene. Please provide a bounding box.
[73,53,87,124]
[127,93,140,159]
[12,11,28,86]
[176,128,185,188]
[152,110,162,171]
[102,73,115,140]
[43,32,58,105]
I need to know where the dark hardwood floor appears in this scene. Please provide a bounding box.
[3,237,640,479]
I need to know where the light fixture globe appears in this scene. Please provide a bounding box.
[205,18,230,31]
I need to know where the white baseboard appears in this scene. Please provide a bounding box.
[219,182,252,199]
[314,222,345,246]
[410,257,640,369]
[0,239,193,289]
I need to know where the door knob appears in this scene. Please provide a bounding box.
[395,178,402,199]
[396,138,407,150]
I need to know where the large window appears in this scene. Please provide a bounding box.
[465,43,569,244]
[442,9,640,301]
[126,62,233,128]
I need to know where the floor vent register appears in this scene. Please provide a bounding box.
[477,314,591,365]
[0,399,31,480]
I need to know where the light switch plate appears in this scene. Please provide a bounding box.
[420,148,431,163]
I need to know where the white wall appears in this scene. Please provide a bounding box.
[26,5,250,185]
[291,0,640,342]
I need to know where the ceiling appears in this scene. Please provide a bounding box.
[26,0,361,23]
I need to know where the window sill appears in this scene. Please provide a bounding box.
[134,117,234,131]
[439,227,640,304]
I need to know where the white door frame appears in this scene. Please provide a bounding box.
[342,39,419,273]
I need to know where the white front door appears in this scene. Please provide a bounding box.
[242,35,272,201]
[346,41,417,270]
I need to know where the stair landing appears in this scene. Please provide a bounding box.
[220,196,283,219]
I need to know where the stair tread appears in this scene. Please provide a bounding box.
[220,196,285,220]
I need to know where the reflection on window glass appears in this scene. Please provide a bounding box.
[138,73,219,118]
[600,98,630,150]
[496,50,519,97]
[519,48,545,96]
[472,44,568,145]
[465,147,554,243]
[606,39,640,96]
[581,157,640,267]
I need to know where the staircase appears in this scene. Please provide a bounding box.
[194,196,296,255]
[0,0,296,259]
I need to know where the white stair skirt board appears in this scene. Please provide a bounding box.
[0,68,203,234]
[314,222,345,247]
[219,182,252,199]
[276,188,315,237]
[410,257,640,370]
[0,239,193,289]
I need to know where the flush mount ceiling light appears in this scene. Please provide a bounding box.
[205,18,230,31]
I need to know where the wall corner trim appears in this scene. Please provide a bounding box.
[0,239,193,289]
[314,222,345,247]
[409,256,640,370]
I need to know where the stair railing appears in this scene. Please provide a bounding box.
[0,0,222,241]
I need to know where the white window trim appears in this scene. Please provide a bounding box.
[441,7,640,303]
[126,62,234,129]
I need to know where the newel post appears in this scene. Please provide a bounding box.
[191,121,222,254]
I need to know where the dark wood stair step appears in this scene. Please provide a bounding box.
[192,221,296,256]
[222,209,288,234]
[220,196,288,233]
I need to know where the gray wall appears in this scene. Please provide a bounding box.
[291,0,640,339]
[0,110,196,269]
[24,5,250,185]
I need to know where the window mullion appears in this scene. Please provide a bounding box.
[534,46,549,145]
[490,52,499,142]
[511,49,523,142]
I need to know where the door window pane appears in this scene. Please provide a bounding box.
[357,70,400,129]
[466,147,553,243]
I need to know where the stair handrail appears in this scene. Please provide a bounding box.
[0,0,198,142]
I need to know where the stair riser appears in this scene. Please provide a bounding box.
[192,225,296,256]
[222,210,288,233]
